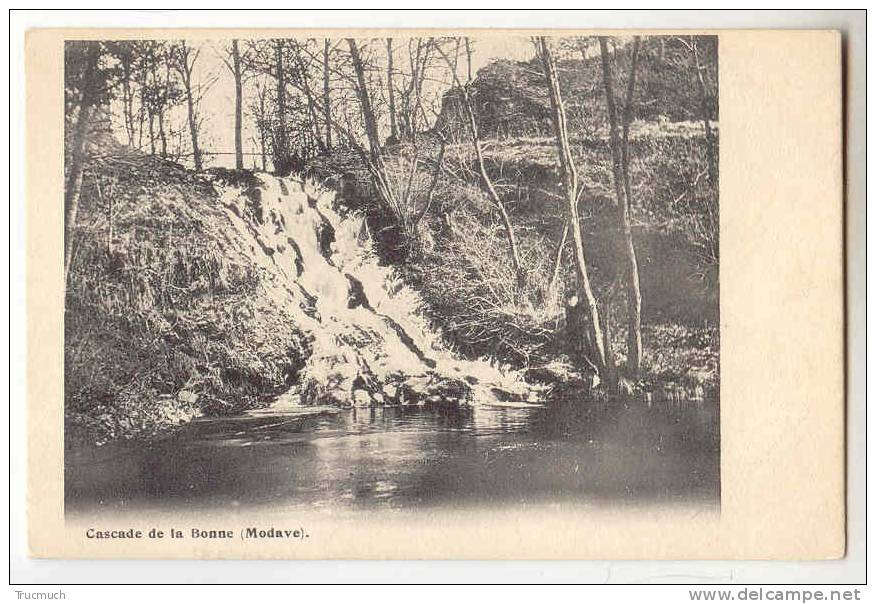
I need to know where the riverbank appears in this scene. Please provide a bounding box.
[66,106,721,450]
[64,144,539,448]
[65,149,309,447]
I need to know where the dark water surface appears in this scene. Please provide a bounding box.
[65,399,719,515]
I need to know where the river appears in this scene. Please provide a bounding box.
[65,398,719,516]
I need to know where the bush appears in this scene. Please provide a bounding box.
[314,120,719,389]
[405,182,565,366]
[64,149,310,446]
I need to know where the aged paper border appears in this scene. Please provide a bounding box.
[25,28,844,560]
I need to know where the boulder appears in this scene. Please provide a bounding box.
[382,383,398,400]
[177,390,199,404]
[352,389,372,407]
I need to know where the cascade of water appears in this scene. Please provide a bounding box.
[215,172,539,410]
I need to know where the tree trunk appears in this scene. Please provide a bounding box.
[692,37,718,185]
[121,57,134,147]
[464,38,473,83]
[465,97,525,290]
[548,221,569,301]
[150,57,167,158]
[136,79,145,150]
[183,75,202,171]
[274,40,289,174]
[64,42,101,288]
[386,38,398,142]
[470,102,524,289]
[257,85,268,171]
[347,39,383,164]
[323,39,332,151]
[599,37,643,375]
[412,42,432,136]
[620,37,641,208]
[232,39,244,170]
[147,106,156,155]
[158,109,167,157]
[290,42,325,154]
[416,136,446,226]
[348,39,397,201]
[539,37,607,372]
[159,56,173,158]
[435,38,524,290]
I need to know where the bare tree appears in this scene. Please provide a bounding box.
[217,39,246,169]
[346,38,408,209]
[386,38,398,141]
[620,36,641,208]
[343,38,428,254]
[346,39,386,176]
[397,38,435,141]
[139,43,157,155]
[289,40,326,154]
[273,39,290,174]
[241,38,320,169]
[598,36,644,374]
[64,41,102,287]
[436,37,525,291]
[323,39,333,151]
[154,44,174,158]
[464,38,473,83]
[538,37,607,372]
[232,40,243,168]
[106,42,136,147]
[251,81,270,171]
[171,41,204,171]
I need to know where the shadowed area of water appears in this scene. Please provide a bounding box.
[65,398,719,515]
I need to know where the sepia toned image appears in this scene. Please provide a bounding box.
[9,16,868,604]
[21,21,846,563]
[61,34,720,519]
[64,36,720,515]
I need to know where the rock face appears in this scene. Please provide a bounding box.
[434,44,718,141]
[435,59,554,139]
[212,172,535,409]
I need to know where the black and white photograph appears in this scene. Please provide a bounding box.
[61,34,720,517]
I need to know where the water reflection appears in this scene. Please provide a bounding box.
[65,398,719,515]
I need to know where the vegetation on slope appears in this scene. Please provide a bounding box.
[308,120,719,398]
[64,144,310,446]
[65,137,538,447]
[63,36,719,447]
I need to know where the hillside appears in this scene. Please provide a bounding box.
[307,52,719,403]
[65,43,719,447]
[65,141,537,446]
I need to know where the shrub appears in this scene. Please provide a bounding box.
[64,149,310,446]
